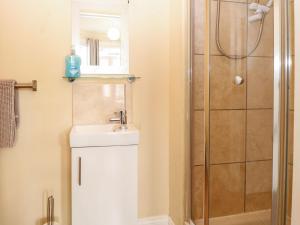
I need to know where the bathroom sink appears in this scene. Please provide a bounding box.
[70,124,139,148]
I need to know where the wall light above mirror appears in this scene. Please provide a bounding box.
[72,0,129,75]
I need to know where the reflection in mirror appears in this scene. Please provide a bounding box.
[80,13,121,67]
[72,0,129,75]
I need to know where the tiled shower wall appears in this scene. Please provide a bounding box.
[191,0,276,219]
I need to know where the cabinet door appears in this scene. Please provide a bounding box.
[72,146,137,225]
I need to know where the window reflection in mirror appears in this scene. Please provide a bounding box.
[72,0,129,75]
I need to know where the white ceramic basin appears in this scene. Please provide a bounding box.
[70,124,139,148]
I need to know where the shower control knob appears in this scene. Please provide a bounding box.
[233,75,244,86]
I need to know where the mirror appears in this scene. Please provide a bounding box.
[72,0,129,75]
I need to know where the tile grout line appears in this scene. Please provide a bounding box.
[194,53,274,58]
[193,108,274,111]
[192,158,274,167]
[244,0,249,210]
[191,1,198,217]
[244,0,250,212]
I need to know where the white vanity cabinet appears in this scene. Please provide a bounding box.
[70,125,139,225]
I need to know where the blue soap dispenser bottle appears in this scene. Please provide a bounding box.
[65,47,81,78]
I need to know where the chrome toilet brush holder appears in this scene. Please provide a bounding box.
[47,196,54,225]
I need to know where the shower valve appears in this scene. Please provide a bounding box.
[233,75,245,86]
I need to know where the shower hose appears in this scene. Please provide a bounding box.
[215,0,269,59]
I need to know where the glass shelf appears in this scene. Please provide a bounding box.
[62,74,141,83]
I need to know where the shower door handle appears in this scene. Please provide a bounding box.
[78,157,82,186]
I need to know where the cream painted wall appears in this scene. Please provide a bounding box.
[0,0,170,224]
[291,0,300,224]
[0,1,72,225]
[169,0,190,224]
[129,0,170,218]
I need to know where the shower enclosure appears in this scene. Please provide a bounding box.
[189,0,294,223]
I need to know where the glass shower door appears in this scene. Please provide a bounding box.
[190,0,295,222]
[191,0,294,223]
[207,0,274,224]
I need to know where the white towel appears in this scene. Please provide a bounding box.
[0,80,19,148]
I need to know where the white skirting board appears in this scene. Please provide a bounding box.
[138,216,175,225]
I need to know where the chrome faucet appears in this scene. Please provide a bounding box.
[120,110,127,125]
[109,110,128,130]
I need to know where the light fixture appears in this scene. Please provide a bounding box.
[107,28,120,41]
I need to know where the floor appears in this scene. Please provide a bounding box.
[193,210,271,225]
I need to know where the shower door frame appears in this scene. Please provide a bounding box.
[272,0,292,224]
[187,0,292,223]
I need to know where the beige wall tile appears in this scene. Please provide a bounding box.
[210,163,245,217]
[247,57,274,109]
[248,9,274,57]
[289,56,295,110]
[289,0,295,56]
[246,160,272,212]
[288,111,294,164]
[247,109,273,161]
[211,1,248,56]
[73,82,126,125]
[210,110,246,164]
[249,0,273,3]
[212,0,248,3]
[193,0,205,54]
[287,164,293,217]
[193,55,204,110]
[192,111,205,165]
[210,56,246,109]
[192,166,205,220]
